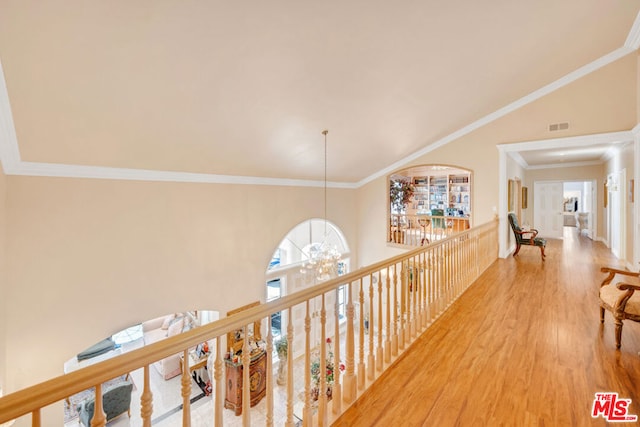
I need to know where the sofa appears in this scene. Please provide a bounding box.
[142,313,194,380]
[77,379,133,426]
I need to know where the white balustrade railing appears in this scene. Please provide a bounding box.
[0,219,498,427]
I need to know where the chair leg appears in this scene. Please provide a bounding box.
[599,307,605,323]
[513,243,521,257]
[540,245,546,261]
[615,318,623,349]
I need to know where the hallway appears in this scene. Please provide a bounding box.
[334,228,640,426]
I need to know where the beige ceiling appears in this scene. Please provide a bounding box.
[0,1,639,183]
[518,143,625,168]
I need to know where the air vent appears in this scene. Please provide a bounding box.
[549,122,569,132]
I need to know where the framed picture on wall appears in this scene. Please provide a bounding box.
[522,187,528,209]
[508,179,515,212]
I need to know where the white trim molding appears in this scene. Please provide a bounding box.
[10,161,357,189]
[0,24,638,189]
[625,11,640,49]
[358,47,636,187]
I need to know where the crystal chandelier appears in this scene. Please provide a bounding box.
[300,130,342,282]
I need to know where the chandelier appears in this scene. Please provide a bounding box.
[300,130,342,282]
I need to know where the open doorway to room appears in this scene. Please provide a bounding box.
[388,165,473,245]
[562,181,595,239]
[265,218,350,359]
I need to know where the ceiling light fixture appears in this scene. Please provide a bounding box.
[300,130,342,281]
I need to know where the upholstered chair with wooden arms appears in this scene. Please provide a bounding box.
[598,267,640,349]
[507,212,546,261]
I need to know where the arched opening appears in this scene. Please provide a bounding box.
[388,164,473,245]
[265,219,350,358]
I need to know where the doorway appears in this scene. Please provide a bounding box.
[562,181,595,239]
[533,181,564,238]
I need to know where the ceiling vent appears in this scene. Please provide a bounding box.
[549,122,569,132]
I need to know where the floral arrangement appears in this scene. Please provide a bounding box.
[310,338,345,400]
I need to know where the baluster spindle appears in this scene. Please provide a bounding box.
[319,294,327,427]
[399,264,406,349]
[333,287,342,414]
[304,301,312,426]
[410,258,416,339]
[241,327,250,426]
[384,267,391,363]
[266,321,274,427]
[411,256,420,341]
[285,307,295,427]
[31,408,41,427]
[376,270,383,372]
[215,337,223,427]
[181,349,192,427]
[343,281,356,403]
[420,252,427,331]
[392,264,399,356]
[141,365,153,427]
[358,278,365,390]
[91,383,106,427]
[367,275,375,381]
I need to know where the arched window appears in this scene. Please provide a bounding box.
[267,218,349,271]
[265,219,350,350]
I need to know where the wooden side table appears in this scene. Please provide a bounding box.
[181,350,209,382]
[224,349,267,415]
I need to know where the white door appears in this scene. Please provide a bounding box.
[534,181,563,238]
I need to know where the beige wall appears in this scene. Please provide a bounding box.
[0,164,6,396]
[4,176,357,397]
[604,142,635,265]
[356,50,636,268]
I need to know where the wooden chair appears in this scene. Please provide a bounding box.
[431,209,448,239]
[598,267,640,349]
[507,212,546,261]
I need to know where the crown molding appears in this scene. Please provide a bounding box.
[357,46,635,187]
[0,27,638,189]
[525,160,603,170]
[497,131,634,153]
[508,151,529,169]
[0,61,21,174]
[625,11,640,49]
[10,161,357,189]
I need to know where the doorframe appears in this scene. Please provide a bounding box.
[606,169,627,260]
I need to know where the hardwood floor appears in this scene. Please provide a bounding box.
[334,227,640,426]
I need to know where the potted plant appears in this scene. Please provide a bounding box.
[390,178,415,213]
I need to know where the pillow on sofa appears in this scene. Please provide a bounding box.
[161,314,176,330]
[167,317,184,337]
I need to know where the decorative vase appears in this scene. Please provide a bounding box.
[276,357,287,385]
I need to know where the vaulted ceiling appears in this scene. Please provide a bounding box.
[0,1,639,184]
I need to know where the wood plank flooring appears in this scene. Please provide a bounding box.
[333,227,640,426]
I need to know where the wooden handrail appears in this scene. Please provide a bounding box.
[0,219,498,425]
